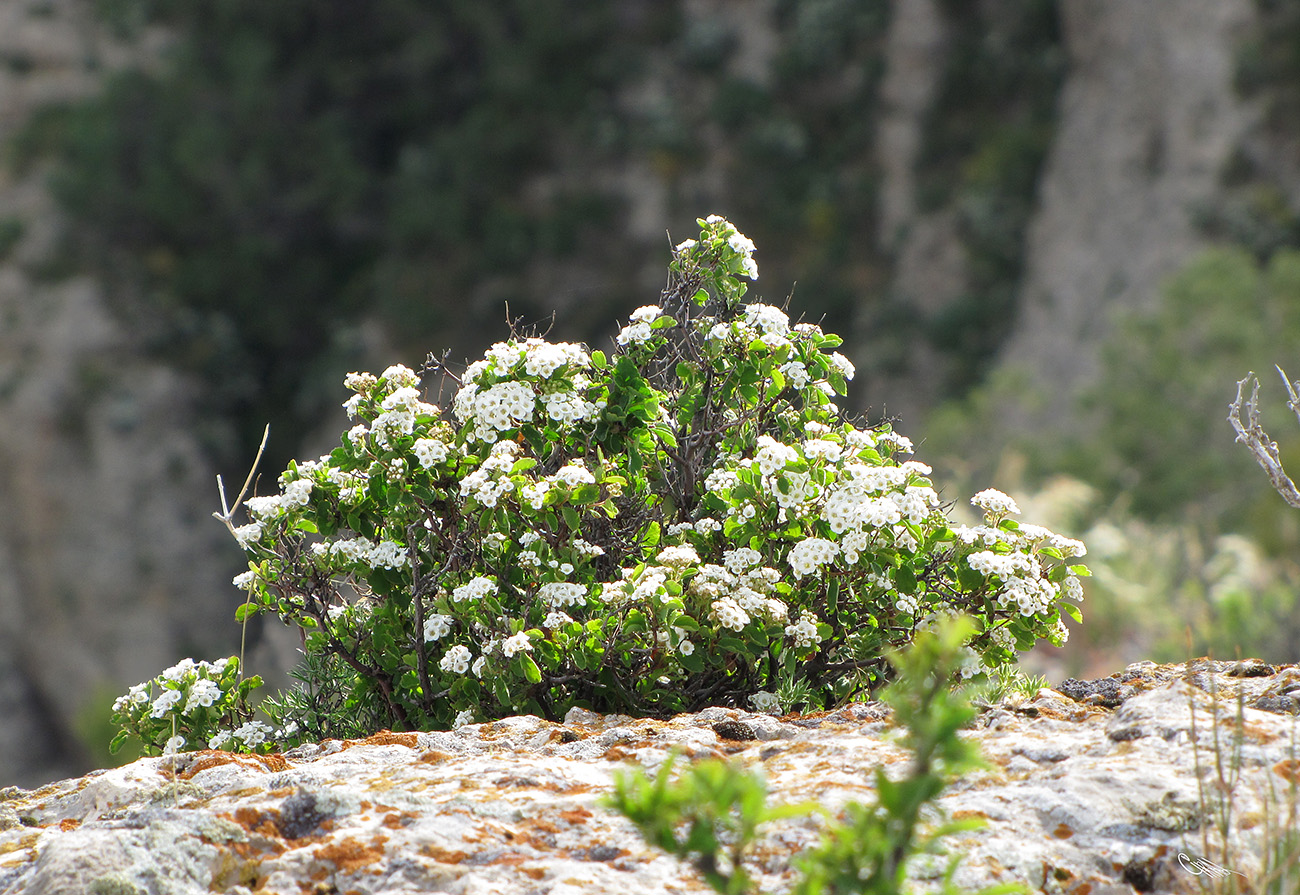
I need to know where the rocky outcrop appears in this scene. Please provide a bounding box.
[1,660,1297,894]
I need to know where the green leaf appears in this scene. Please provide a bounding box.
[642,521,661,548]
[519,655,543,684]
[1061,603,1084,623]
[895,564,917,593]
[234,602,260,623]
[562,506,582,532]
[826,577,840,615]
[592,350,607,369]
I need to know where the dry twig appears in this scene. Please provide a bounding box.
[1228,369,1300,508]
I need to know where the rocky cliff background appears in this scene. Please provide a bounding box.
[2,0,1298,787]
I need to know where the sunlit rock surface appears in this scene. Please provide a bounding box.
[1,660,1297,895]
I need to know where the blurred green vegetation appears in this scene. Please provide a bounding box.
[8,0,1068,477]
[914,0,1064,395]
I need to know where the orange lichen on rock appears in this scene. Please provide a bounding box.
[177,750,289,779]
[315,833,389,873]
[1273,758,1300,784]
[420,843,470,864]
[357,730,421,748]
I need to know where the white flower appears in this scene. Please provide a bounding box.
[1062,575,1084,601]
[439,645,473,675]
[711,597,751,631]
[502,632,533,657]
[243,495,283,520]
[423,614,453,642]
[705,468,739,493]
[161,659,196,682]
[723,547,762,575]
[367,540,409,570]
[150,689,183,718]
[162,735,186,756]
[656,545,700,570]
[755,435,798,476]
[743,304,789,337]
[543,609,574,628]
[785,613,823,649]
[1050,535,1087,558]
[452,709,475,729]
[875,431,914,454]
[232,721,273,747]
[344,371,377,392]
[414,438,449,469]
[471,656,487,678]
[208,730,233,751]
[553,461,596,489]
[750,691,781,714]
[538,582,587,608]
[629,305,663,324]
[380,364,419,388]
[829,352,855,380]
[185,678,222,713]
[972,489,1020,519]
[675,238,697,253]
[452,576,497,603]
[523,339,588,379]
[282,478,313,508]
[788,537,838,578]
[232,570,257,591]
[616,321,654,346]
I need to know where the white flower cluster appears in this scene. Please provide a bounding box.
[785,612,823,648]
[971,489,1020,520]
[311,537,410,571]
[114,658,235,722]
[617,305,666,346]
[537,582,587,608]
[451,576,497,603]
[453,338,602,442]
[600,564,670,606]
[703,214,759,280]
[423,613,453,642]
[459,440,521,507]
[502,631,533,657]
[788,537,838,578]
[520,460,598,510]
[440,644,472,674]
[209,720,273,751]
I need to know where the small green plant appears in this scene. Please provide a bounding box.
[111,216,1087,753]
[609,616,1026,895]
[108,657,265,756]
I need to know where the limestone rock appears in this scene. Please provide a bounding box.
[1,661,1296,894]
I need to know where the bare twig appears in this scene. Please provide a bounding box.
[212,424,272,535]
[1228,371,1300,508]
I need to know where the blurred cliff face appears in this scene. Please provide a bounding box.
[0,0,1286,786]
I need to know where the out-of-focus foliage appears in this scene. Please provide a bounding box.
[929,247,1300,550]
[908,0,1064,395]
[1067,248,1300,533]
[16,0,678,460]
[11,0,1068,471]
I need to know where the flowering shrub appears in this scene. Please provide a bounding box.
[115,215,1088,750]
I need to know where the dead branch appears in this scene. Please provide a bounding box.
[1228,370,1300,508]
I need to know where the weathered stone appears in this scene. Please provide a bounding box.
[1,661,1296,894]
